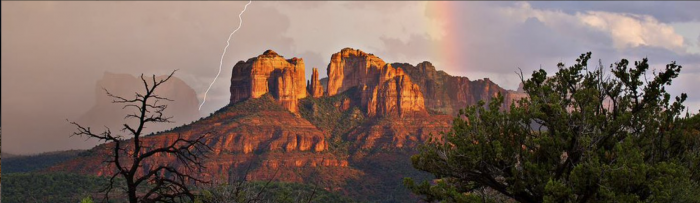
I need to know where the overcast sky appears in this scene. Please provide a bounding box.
[2,1,699,154]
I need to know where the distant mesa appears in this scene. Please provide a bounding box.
[76,72,201,134]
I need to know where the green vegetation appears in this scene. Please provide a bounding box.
[81,196,95,203]
[299,87,366,153]
[196,181,355,203]
[2,150,83,173]
[3,172,354,203]
[406,53,700,202]
[347,152,433,203]
[2,172,114,203]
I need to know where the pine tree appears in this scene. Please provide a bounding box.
[406,53,700,203]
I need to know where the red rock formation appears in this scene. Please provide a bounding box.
[327,48,428,117]
[326,48,387,96]
[307,67,324,98]
[230,50,307,112]
[394,62,527,115]
[369,74,427,117]
[50,96,360,186]
[347,115,452,149]
[51,48,538,202]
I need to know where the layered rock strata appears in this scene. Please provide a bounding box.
[328,48,428,117]
[230,50,307,112]
[394,61,527,114]
[51,96,347,185]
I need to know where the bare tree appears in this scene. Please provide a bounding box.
[71,70,211,203]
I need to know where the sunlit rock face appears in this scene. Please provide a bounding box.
[326,48,387,97]
[327,48,428,117]
[51,96,344,186]
[394,61,527,115]
[307,67,324,98]
[230,50,307,113]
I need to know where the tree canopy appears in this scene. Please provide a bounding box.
[406,53,700,203]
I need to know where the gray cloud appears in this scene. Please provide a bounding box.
[1,1,297,153]
[379,1,699,109]
[1,1,438,154]
[377,34,434,66]
[527,1,700,23]
[2,1,699,154]
[297,51,326,78]
[386,2,620,87]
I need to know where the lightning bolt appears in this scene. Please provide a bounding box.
[199,0,252,110]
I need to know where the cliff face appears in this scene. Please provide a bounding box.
[230,50,307,113]
[307,67,324,98]
[394,62,527,115]
[328,48,428,117]
[346,115,452,150]
[326,48,387,96]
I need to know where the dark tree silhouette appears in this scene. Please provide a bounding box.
[71,70,211,203]
[406,53,700,202]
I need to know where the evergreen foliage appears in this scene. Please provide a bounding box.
[406,53,700,202]
[2,150,83,173]
[196,181,355,203]
[298,87,366,153]
[2,173,114,203]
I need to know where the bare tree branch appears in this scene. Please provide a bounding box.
[70,70,209,203]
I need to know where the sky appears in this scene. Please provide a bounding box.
[2,1,700,154]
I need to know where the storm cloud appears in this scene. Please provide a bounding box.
[2,1,699,154]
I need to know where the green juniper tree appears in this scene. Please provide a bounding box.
[406,53,700,203]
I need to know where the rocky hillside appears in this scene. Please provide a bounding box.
[51,48,525,202]
[394,61,527,115]
[53,95,361,188]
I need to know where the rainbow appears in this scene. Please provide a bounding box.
[425,1,459,70]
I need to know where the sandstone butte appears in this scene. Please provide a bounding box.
[230,50,307,113]
[327,48,428,117]
[50,48,527,201]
